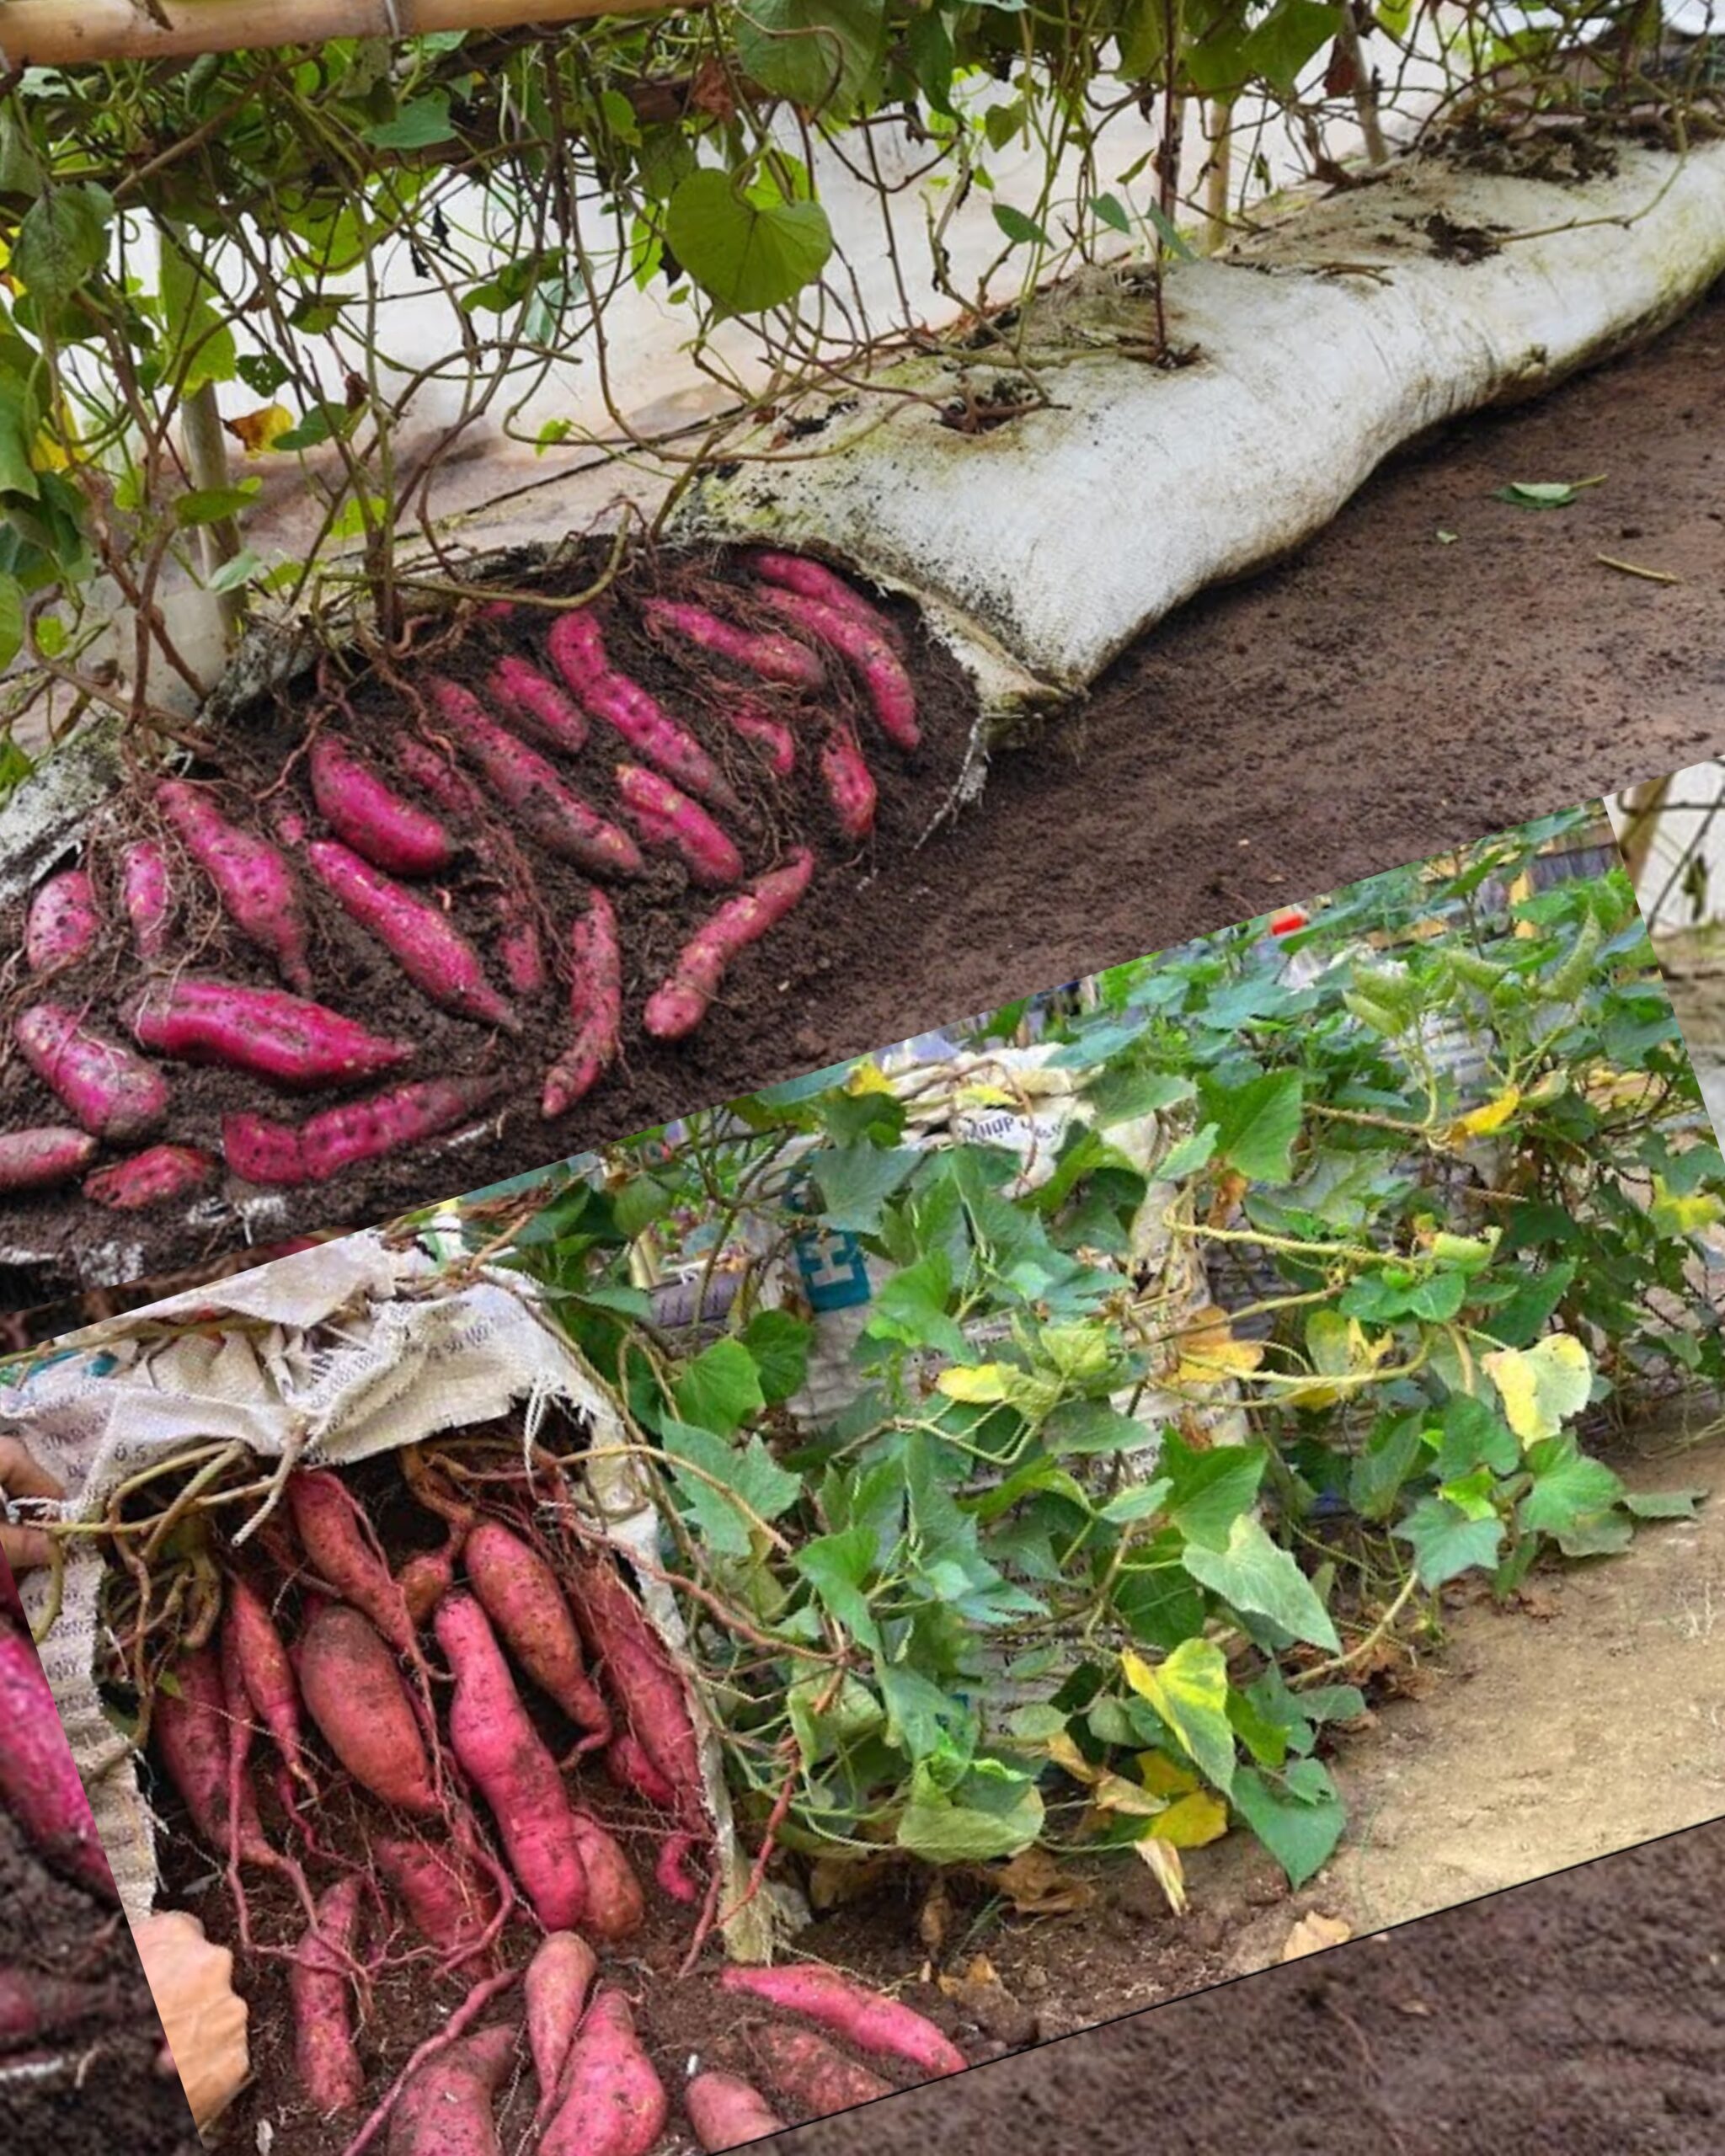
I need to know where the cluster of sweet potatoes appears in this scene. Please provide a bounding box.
[135,1456,971,2153]
[1,551,927,1214]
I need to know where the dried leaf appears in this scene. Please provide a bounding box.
[1133,1833,1188,1916]
[1280,1911,1353,1961]
[986,1846,1097,1916]
[223,403,294,456]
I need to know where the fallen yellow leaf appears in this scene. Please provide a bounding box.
[1280,1912,1353,1961]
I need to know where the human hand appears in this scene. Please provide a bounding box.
[0,1432,64,1580]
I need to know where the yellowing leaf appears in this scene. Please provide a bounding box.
[1448,1086,1521,1145]
[1133,1832,1188,1915]
[1648,1176,1725,1240]
[954,1080,1017,1108]
[1123,1639,1235,1794]
[1149,1790,1230,1848]
[936,1363,1010,1403]
[1046,1730,1095,1783]
[1088,1769,1167,1819]
[1174,1305,1265,1384]
[1135,1753,1199,1798]
[1483,1333,1592,1444]
[844,1059,896,1097]
[224,403,294,456]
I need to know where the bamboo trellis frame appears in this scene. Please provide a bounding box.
[1,0,676,68]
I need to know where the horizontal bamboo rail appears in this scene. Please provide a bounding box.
[2,0,675,68]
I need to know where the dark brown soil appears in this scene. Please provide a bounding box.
[761,1817,1725,2156]
[7,281,1724,1327]
[0,1789,197,2153]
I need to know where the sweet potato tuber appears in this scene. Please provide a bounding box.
[565,1807,645,1942]
[24,869,99,974]
[126,976,412,1089]
[298,1604,438,1816]
[376,1837,499,1959]
[641,597,826,691]
[386,2021,516,2156]
[642,851,814,1042]
[306,840,517,1031]
[615,765,744,888]
[291,1874,366,2114]
[754,590,919,750]
[526,1932,598,2121]
[541,891,622,1118]
[686,2070,787,2151]
[286,1470,418,1657]
[489,658,590,756]
[428,677,644,880]
[728,699,797,778]
[564,1554,704,1829]
[84,1144,216,1211]
[17,1001,171,1143]
[748,552,908,655]
[462,1519,609,1747]
[226,1076,503,1187]
[434,1592,589,1931]
[605,1732,677,1811]
[540,1988,667,2156]
[748,2025,893,2120]
[311,734,455,879]
[654,1831,702,1906]
[120,839,174,960]
[222,1574,312,1790]
[0,1619,118,1903]
[395,739,547,996]
[547,614,740,815]
[158,779,314,991]
[153,1645,273,1867]
[0,1968,121,2052]
[820,731,877,842]
[0,1126,99,1193]
[720,1966,966,2079]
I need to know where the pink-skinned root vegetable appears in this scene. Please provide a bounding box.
[24,869,99,974]
[565,1807,645,1942]
[223,1574,313,1790]
[291,1875,366,2114]
[542,891,621,1119]
[686,2070,788,2151]
[152,1645,275,1870]
[126,976,412,1090]
[564,1553,704,1829]
[748,551,909,656]
[297,1604,438,1814]
[84,1144,216,1211]
[435,1592,590,1932]
[749,2025,895,2119]
[120,840,174,960]
[394,739,547,997]
[643,850,814,1043]
[606,1732,677,1810]
[820,731,877,842]
[0,1967,123,2052]
[306,841,517,1032]
[540,1988,667,2156]
[224,1075,503,1187]
[547,613,741,816]
[489,658,590,756]
[158,779,314,991]
[462,1518,610,1747]
[286,1470,419,1658]
[654,1830,702,1906]
[375,1836,500,1961]
[720,1965,967,2079]
[311,735,455,879]
[385,2020,516,2156]
[0,1619,119,1903]
[0,1126,99,1193]
[728,699,797,778]
[755,589,919,751]
[615,765,743,887]
[526,1933,598,2121]
[641,596,826,692]
[16,1002,171,1143]
[426,677,644,881]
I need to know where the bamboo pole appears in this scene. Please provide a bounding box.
[1,0,675,70]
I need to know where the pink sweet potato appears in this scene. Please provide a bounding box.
[686,2070,787,2151]
[158,779,313,990]
[462,1519,609,1747]
[434,1592,589,1931]
[222,1111,309,1186]
[0,1967,121,2051]
[16,1001,170,1143]
[291,1874,366,2114]
[120,839,174,960]
[126,976,412,1089]
[387,2021,515,2156]
[489,657,590,756]
[641,597,826,691]
[542,891,622,1118]
[306,840,517,1032]
[376,1837,499,1958]
[605,1732,677,1811]
[286,1470,418,1658]
[297,1604,438,1815]
[226,1075,504,1187]
[728,699,797,777]
[747,2025,893,2120]
[720,1966,966,2079]
[642,851,814,1042]
[540,1988,667,2156]
[311,734,455,879]
[615,765,743,888]
[565,1554,703,1828]
[0,1126,99,1193]
[222,1574,312,1790]
[526,1932,598,2121]
[547,615,741,816]
[565,1807,645,1942]
[427,677,644,881]
[24,868,99,974]
[820,731,877,842]
[654,1830,702,1906]
[394,740,547,996]
[755,590,919,750]
[152,1644,273,1867]
[84,1143,215,1211]
[0,1619,118,1903]
[748,552,908,655]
